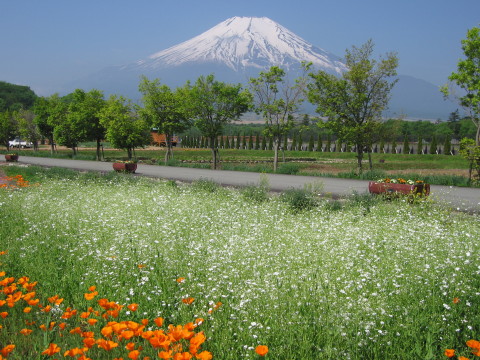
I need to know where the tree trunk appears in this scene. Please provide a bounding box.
[476,124,480,146]
[368,150,373,170]
[164,133,173,164]
[50,136,55,154]
[210,136,218,170]
[356,146,364,173]
[273,137,279,172]
[127,148,132,160]
[96,139,102,161]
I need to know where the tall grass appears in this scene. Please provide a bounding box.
[1,167,479,359]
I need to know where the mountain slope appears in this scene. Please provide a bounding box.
[123,16,347,75]
[67,16,457,120]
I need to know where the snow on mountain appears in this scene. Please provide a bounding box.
[124,16,347,75]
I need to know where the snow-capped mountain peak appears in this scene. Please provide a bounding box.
[130,16,347,74]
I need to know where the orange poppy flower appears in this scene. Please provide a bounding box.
[444,349,455,358]
[176,277,186,283]
[84,291,98,300]
[154,317,164,327]
[158,350,173,359]
[20,328,33,335]
[128,350,140,360]
[255,345,269,356]
[196,351,213,360]
[83,338,96,349]
[0,312,8,319]
[1,345,15,357]
[41,343,61,356]
[96,339,119,351]
[453,297,460,304]
[63,347,84,357]
[127,303,139,312]
[23,307,32,313]
[182,297,194,305]
[87,319,98,326]
[466,340,480,349]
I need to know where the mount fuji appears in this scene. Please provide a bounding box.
[69,16,457,120]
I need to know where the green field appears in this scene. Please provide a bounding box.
[1,166,479,359]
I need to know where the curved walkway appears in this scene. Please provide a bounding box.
[8,156,480,214]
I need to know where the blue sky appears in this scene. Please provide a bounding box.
[1,0,478,95]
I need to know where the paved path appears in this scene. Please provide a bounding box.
[10,156,480,213]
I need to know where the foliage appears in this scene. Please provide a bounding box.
[190,178,220,193]
[187,74,251,169]
[279,187,319,212]
[308,40,398,172]
[65,89,106,160]
[0,81,37,111]
[250,64,309,171]
[0,111,18,150]
[139,76,191,163]
[459,137,480,184]
[442,25,480,145]
[33,94,63,153]
[98,95,151,159]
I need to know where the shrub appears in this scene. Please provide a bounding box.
[191,178,219,193]
[280,188,318,212]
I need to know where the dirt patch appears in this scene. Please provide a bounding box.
[385,168,469,177]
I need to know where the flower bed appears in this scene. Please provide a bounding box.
[369,178,430,196]
[112,161,137,173]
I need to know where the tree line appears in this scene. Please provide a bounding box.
[1,26,479,173]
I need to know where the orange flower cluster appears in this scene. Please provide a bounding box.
[0,175,31,189]
[0,251,213,360]
[445,339,480,359]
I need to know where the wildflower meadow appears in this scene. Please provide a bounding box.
[0,166,479,359]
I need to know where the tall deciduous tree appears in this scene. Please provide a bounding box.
[99,95,151,160]
[33,94,63,154]
[139,77,191,164]
[250,65,309,172]
[308,40,398,172]
[187,74,251,169]
[66,89,106,160]
[442,26,480,145]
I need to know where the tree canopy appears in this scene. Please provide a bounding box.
[187,74,251,169]
[0,81,37,111]
[308,40,398,172]
[442,25,480,145]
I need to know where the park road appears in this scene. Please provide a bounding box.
[11,156,480,214]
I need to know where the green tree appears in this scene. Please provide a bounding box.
[308,134,314,152]
[442,26,480,145]
[429,135,438,154]
[187,74,251,169]
[0,110,18,150]
[316,135,322,152]
[16,109,41,151]
[33,94,63,154]
[403,135,410,154]
[139,77,191,164]
[99,95,151,159]
[417,136,423,155]
[63,89,106,158]
[459,138,480,184]
[250,65,308,171]
[308,40,398,172]
[444,135,452,155]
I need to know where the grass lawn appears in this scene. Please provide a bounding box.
[0,166,479,359]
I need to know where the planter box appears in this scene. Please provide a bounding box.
[112,162,137,173]
[368,181,430,196]
[4,154,19,162]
